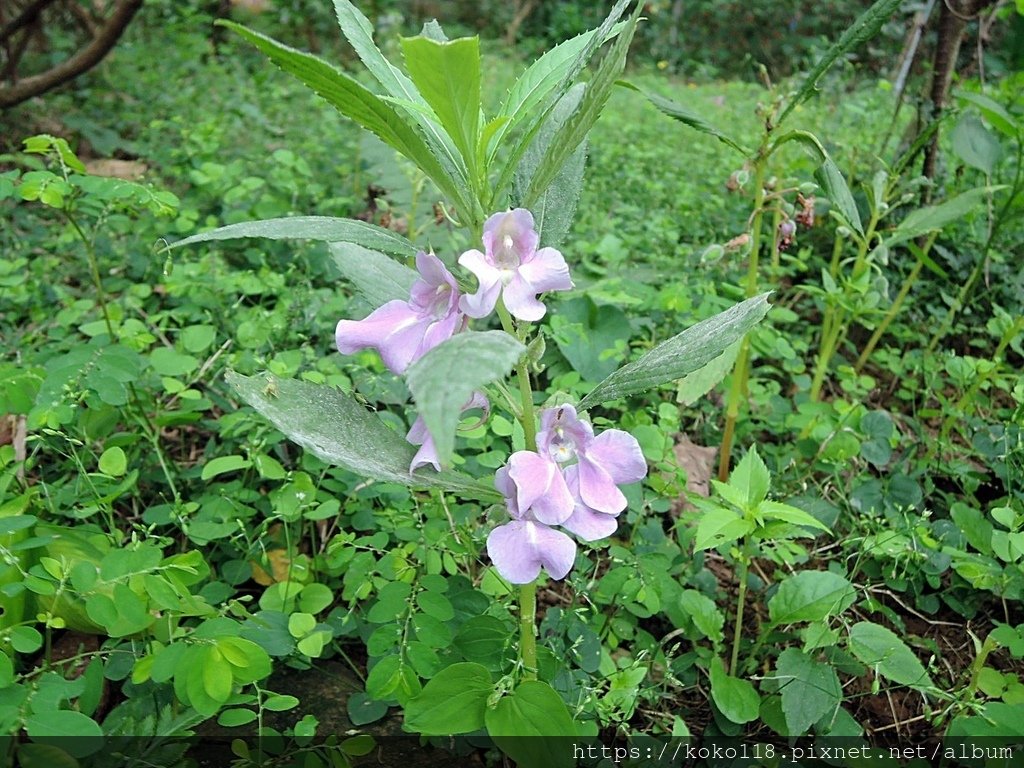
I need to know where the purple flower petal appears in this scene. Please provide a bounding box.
[537,404,594,464]
[587,429,647,484]
[335,300,422,374]
[458,249,503,318]
[507,451,574,525]
[502,275,548,321]
[486,519,577,584]
[562,504,619,542]
[483,209,539,263]
[519,246,573,293]
[576,455,628,515]
[406,416,440,472]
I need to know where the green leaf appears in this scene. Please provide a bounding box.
[549,295,631,382]
[619,81,748,155]
[218,708,258,726]
[677,589,725,645]
[225,372,497,501]
[848,621,933,690]
[727,446,770,510]
[494,4,629,155]
[24,710,103,757]
[485,680,576,768]
[403,662,492,735]
[219,21,469,214]
[773,130,862,235]
[405,332,525,468]
[776,649,842,735]
[264,694,300,711]
[201,455,252,481]
[97,446,126,477]
[778,0,903,125]
[331,0,466,184]
[955,90,1019,138]
[524,1,643,208]
[693,505,754,552]
[169,216,417,257]
[768,571,856,626]
[951,114,1001,175]
[675,340,740,406]
[759,501,832,533]
[453,616,509,664]
[884,187,1005,247]
[328,242,417,308]
[578,294,771,409]
[709,657,760,725]
[513,84,588,250]
[400,35,480,177]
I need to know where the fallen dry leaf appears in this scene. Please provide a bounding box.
[673,434,717,513]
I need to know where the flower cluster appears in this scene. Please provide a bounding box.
[334,209,636,585]
[486,405,646,584]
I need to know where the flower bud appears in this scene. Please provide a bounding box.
[701,243,726,262]
[799,182,818,196]
[836,225,852,239]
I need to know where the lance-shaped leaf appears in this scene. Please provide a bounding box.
[777,0,902,126]
[219,21,470,216]
[226,372,497,500]
[405,332,525,468]
[523,1,643,207]
[513,84,587,250]
[883,186,1006,247]
[168,216,417,257]
[332,0,466,179]
[329,242,417,308]
[578,294,771,410]
[772,130,862,236]
[400,35,481,179]
[491,12,628,158]
[619,81,749,156]
[490,0,631,204]
[955,90,1019,139]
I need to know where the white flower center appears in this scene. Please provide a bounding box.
[547,426,576,463]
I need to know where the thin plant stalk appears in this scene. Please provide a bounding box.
[728,548,750,676]
[854,234,938,372]
[718,160,769,482]
[496,297,539,679]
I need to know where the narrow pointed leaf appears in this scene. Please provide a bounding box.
[884,186,1005,247]
[513,84,587,249]
[490,0,631,201]
[777,0,902,126]
[405,332,525,467]
[332,0,466,185]
[226,372,497,500]
[328,242,417,307]
[524,1,643,207]
[955,90,1019,139]
[578,294,771,409]
[493,12,627,153]
[773,130,862,235]
[219,21,468,214]
[168,216,417,257]
[400,35,481,177]
[619,81,749,156]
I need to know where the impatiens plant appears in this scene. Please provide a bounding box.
[172,0,771,761]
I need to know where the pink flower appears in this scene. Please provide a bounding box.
[459,209,573,322]
[486,462,577,584]
[335,251,464,374]
[486,406,648,583]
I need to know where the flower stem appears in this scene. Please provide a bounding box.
[495,296,540,680]
[519,581,538,679]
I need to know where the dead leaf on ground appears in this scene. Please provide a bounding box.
[83,159,148,180]
[672,434,717,513]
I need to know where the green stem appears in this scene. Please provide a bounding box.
[495,296,539,680]
[808,315,846,403]
[718,158,769,481]
[855,261,923,372]
[519,582,537,679]
[729,547,750,677]
[937,314,1024,447]
[66,212,114,338]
